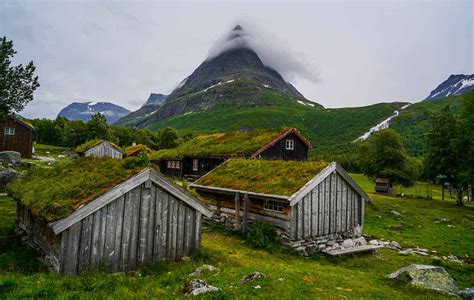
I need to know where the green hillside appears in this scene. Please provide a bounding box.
[391,92,467,156]
[146,91,406,155]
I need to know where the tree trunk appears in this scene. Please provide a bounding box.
[456,187,463,206]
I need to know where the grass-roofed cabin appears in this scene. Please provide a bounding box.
[150,128,311,179]
[76,139,125,159]
[124,144,154,157]
[0,115,35,158]
[9,157,212,275]
[190,159,371,244]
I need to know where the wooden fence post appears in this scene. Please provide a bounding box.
[242,193,250,234]
[234,192,241,231]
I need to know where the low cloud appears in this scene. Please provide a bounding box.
[207,22,320,84]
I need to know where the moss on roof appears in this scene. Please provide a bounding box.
[76,139,123,154]
[8,157,145,222]
[194,159,329,196]
[150,127,289,160]
[124,144,154,156]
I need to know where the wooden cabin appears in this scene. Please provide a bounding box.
[375,178,393,195]
[190,159,371,243]
[13,158,212,274]
[76,139,125,159]
[0,115,35,158]
[151,128,312,179]
[125,144,154,157]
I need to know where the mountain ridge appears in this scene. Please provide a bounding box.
[425,74,474,100]
[57,101,130,124]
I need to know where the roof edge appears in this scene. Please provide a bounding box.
[251,128,312,158]
[190,183,290,201]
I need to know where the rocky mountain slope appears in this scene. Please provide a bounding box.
[425,74,474,100]
[116,25,321,127]
[115,93,167,125]
[57,102,130,124]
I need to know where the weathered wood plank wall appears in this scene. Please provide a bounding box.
[59,181,202,274]
[85,142,123,159]
[291,173,363,240]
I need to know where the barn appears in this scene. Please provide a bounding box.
[0,115,35,158]
[151,128,312,179]
[190,159,372,254]
[10,157,212,274]
[76,139,125,159]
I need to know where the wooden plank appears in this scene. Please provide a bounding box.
[289,206,297,239]
[161,192,169,261]
[311,187,318,237]
[153,188,164,261]
[170,197,178,260]
[336,174,341,233]
[335,163,371,202]
[342,180,347,232]
[78,214,94,273]
[90,210,102,267]
[98,205,107,261]
[146,183,157,263]
[194,212,202,250]
[297,201,303,239]
[138,184,151,265]
[112,195,125,271]
[64,222,82,275]
[331,173,336,234]
[318,183,323,236]
[104,200,117,268]
[186,206,195,256]
[303,194,311,238]
[324,177,329,235]
[241,193,250,234]
[190,184,290,202]
[59,230,69,273]
[176,202,185,259]
[128,186,141,269]
[121,193,132,271]
[234,192,241,231]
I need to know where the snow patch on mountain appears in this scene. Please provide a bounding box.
[58,101,130,124]
[425,74,474,100]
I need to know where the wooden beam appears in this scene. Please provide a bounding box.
[190,184,290,201]
[234,192,241,231]
[241,193,250,234]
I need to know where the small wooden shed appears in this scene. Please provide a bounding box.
[375,178,393,195]
[0,115,35,158]
[76,139,125,159]
[12,158,212,274]
[191,159,370,242]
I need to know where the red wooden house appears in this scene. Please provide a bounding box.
[0,115,35,158]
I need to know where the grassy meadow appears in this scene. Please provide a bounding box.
[1,172,473,299]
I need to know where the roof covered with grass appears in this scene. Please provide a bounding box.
[124,144,154,156]
[8,157,146,222]
[76,139,123,154]
[193,159,329,196]
[150,128,292,160]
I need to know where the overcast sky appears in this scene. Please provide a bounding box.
[1,0,472,119]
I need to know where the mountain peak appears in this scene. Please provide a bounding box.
[232,24,243,31]
[425,74,474,100]
[58,101,130,123]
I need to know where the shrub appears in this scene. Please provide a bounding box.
[123,150,150,169]
[245,221,277,251]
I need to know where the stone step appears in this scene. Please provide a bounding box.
[323,245,382,256]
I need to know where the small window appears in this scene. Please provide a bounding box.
[192,159,199,171]
[167,161,172,168]
[176,161,181,169]
[4,127,15,135]
[264,199,284,212]
[285,139,294,150]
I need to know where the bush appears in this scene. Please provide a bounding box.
[123,150,150,169]
[245,221,277,251]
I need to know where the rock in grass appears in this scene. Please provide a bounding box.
[0,168,19,191]
[189,264,217,277]
[460,287,474,300]
[390,210,402,218]
[241,272,266,283]
[0,151,20,165]
[388,264,460,296]
[183,279,221,296]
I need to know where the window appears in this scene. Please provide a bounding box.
[192,159,199,171]
[264,199,284,212]
[285,139,294,150]
[167,160,181,169]
[4,127,15,135]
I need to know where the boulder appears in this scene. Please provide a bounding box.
[388,264,460,296]
[0,151,21,165]
[241,272,266,283]
[460,287,474,300]
[390,210,402,217]
[341,239,354,248]
[189,264,218,277]
[183,279,221,296]
[0,168,19,191]
[354,237,367,246]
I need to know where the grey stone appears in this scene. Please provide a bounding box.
[183,279,221,296]
[460,287,474,300]
[390,210,402,217]
[354,237,367,247]
[399,249,412,256]
[189,264,217,277]
[388,241,401,249]
[0,151,21,165]
[341,239,354,248]
[241,272,266,283]
[388,264,460,296]
[0,168,19,191]
[369,239,381,246]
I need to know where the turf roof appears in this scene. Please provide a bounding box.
[75,139,123,155]
[8,157,146,222]
[124,144,154,156]
[194,159,329,197]
[150,127,290,160]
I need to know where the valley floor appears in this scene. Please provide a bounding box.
[0,176,473,299]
